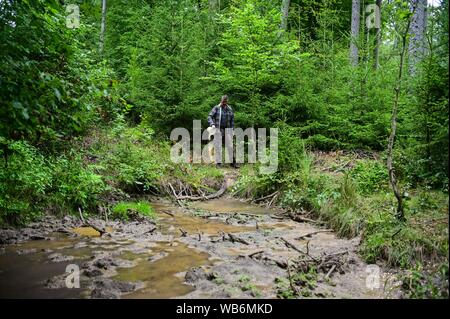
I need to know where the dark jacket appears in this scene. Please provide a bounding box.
[207,104,234,129]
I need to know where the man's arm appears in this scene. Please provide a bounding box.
[207,106,217,127]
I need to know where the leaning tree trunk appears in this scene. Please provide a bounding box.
[408,0,427,74]
[280,0,291,30]
[99,0,107,52]
[350,0,361,66]
[387,5,416,221]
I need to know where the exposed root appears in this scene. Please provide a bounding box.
[165,180,228,203]
[253,191,279,203]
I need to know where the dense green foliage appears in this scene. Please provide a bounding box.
[112,200,156,220]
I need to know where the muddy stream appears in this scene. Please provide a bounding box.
[0,197,394,299]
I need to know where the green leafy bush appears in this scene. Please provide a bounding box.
[112,201,156,220]
[0,141,52,224]
[101,139,166,193]
[49,155,107,213]
[401,263,449,299]
[349,160,389,194]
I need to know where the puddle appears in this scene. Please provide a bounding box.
[153,202,253,235]
[71,226,114,237]
[0,248,86,298]
[72,227,101,237]
[115,242,213,299]
[190,198,272,215]
[0,198,386,299]
[12,234,75,252]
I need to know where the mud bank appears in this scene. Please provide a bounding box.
[0,198,401,298]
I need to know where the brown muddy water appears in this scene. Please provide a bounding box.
[0,198,396,299]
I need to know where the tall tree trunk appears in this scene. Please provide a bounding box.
[350,0,361,66]
[387,6,416,221]
[408,0,427,74]
[373,0,382,69]
[99,0,107,52]
[280,0,291,30]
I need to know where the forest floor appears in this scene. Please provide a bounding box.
[0,169,404,299]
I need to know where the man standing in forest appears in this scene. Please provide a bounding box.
[207,95,237,168]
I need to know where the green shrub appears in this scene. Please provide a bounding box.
[338,173,358,207]
[0,141,52,224]
[349,160,388,194]
[401,263,449,299]
[277,123,310,174]
[305,134,342,151]
[112,201,155,220]
[104,141,165,193]
[49,155,107,213]
[232,172,280,198]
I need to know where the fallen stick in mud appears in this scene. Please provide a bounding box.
[270,214,285,220]
[248,252,287,268]
[280,237,318,262]
[179,228,188,237]
[197,228,203,241]
[287,212,324,225]
[325,264,336,279]
[161,210,174,217]
[227,233,250,245]
[246,250,289,269]
[295,230,333,240]
[248,250,264,258]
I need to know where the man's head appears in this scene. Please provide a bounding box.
[220,95,228,106]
